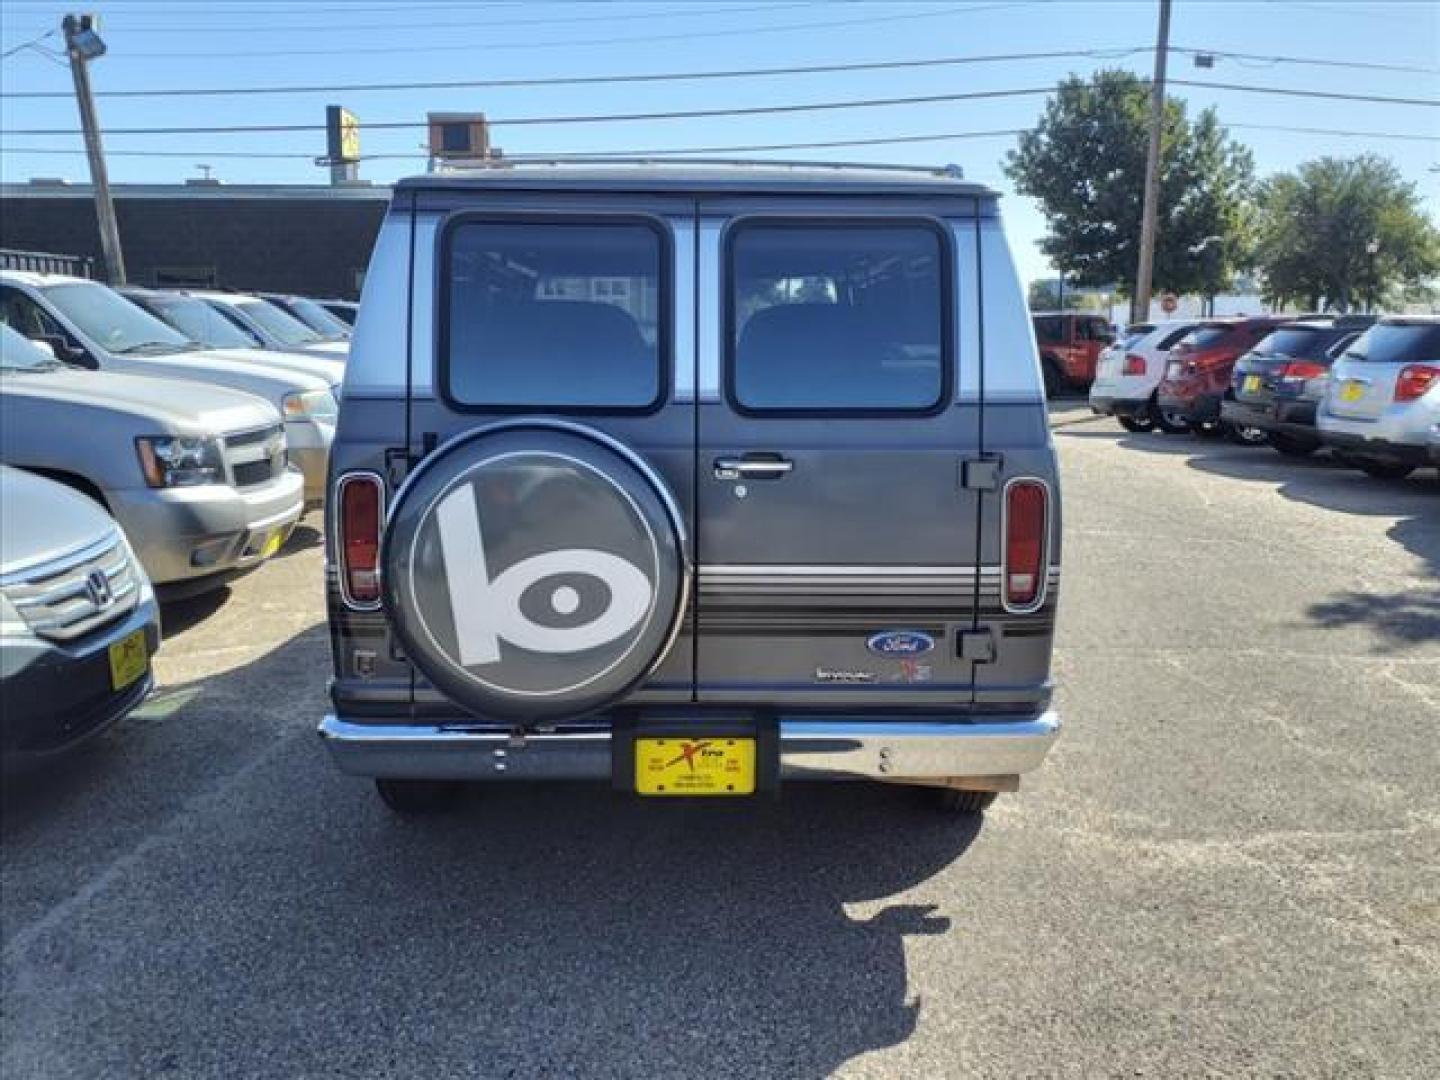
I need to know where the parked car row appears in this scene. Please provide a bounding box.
[1091,313,1440,480]
[1,275,359,765]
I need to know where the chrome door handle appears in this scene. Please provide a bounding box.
[713,456,795,479]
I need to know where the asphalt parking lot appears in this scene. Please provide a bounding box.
[3,414,1437,1078]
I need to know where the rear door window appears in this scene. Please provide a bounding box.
[1342,322,1440,365]
[1033,316,1064,344]
[441,218,665,411]
[1181,325,1233,349]
[727,221,949,413]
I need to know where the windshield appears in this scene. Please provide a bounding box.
[1343,322,1440,365]
[147,294,260,349]
[41,283,191,355]
[233,298,323,346]
[278,297,350,339]
[0,323,63,371]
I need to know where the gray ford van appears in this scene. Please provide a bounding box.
[319,161,1062,815]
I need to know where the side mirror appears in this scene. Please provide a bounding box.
[38,334,96,369]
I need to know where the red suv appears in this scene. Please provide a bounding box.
[1032,311,1114,396]
[1155,317,1292,438]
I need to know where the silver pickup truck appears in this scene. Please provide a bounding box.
[1,324,303,597]
[0,271,336,505]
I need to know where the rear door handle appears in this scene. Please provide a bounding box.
[713,455,794,480]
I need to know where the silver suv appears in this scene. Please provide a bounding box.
[1,325,303,596]
[319,161,1063,816]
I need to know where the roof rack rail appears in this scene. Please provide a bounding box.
[435,155,967,179]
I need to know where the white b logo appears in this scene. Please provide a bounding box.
[434,484,653,667]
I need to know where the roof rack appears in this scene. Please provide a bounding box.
[435,155,967,180]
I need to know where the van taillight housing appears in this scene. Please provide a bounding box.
[1394,364,1440,403]
[337,473,383,608]
[1003,479,1050,613]
[1123,354,1146,376]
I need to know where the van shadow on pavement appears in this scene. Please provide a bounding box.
[2,624,983,1079]
[1065,425,1440,652]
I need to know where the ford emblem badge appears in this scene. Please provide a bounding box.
[866,630,935,657]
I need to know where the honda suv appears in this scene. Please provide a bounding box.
[319,162,1063,816]
[1156,316,1292,440]
[1319,317,1440,480]
[1220,316,1374,456]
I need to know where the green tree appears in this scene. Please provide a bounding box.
[1027,279,1063,309]
[1004,70,1255,300]
[1253,155,1440,312]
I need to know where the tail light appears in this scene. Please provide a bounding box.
[1003,479,1050,613]
[1394,364,1440,403]
[337,472,383,608]
[1122,354,1146,376]
[1280,361,1327,381]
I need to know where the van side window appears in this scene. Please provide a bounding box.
[727,221,949,413]
[1034,316,1064,344]
[441,219,665,411]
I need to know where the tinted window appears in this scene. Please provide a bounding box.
[1181,325,1233,349]
[1251,326,1341,361]
[1033,316,1064,344]
[1342,322,1440,365]
[1080,317,1112,342]
[444,220,663,410]
[1155,325,1196,350]
[730,223,947,412]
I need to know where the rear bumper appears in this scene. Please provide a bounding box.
[1220,399,1322,443]
[1318,430,1434,465]
[318,711,1062,783]
[1089,394,1151,419]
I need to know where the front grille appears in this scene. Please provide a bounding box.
[1,531,140,642]
[222,423,286,489]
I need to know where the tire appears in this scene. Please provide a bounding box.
[1117,414,1156,434]
[1270,433,1318,458]
[1191,420,1225,438]
[1355,458,1415,481]
[1042,358,1065,399]
[1227,423,1270,446]
[375,779,463,815]
[1153,404,1190,435]
[933,788,998,815]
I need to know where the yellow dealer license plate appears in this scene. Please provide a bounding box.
[1243,375,1261,394]
[108,629,148,691]
[1341,381,1366,403]
[259,528,286,559]
[635,737,756,796]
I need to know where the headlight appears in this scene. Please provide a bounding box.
[282,388,338,421]
[0,591,29,638]
[136,435,225,488]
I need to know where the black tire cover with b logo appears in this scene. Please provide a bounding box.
[382,423,687,723]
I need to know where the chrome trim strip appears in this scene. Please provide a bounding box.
[318,711,1061,782]
[0,530,119,587]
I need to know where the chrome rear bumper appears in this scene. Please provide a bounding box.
[318,712,1061,783]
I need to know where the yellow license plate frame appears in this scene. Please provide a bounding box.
[1340,381,1366,403]
[1243,375,1261,394]
[108,629,148,691]
[635,737,757,796]
[259,528,286,559]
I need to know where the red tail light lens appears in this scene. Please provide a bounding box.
[1003,480,1049,612]
[1123,354,1146,376]
[1280,361,1327,381]
[338,473,383,607]
[1395,364,1440,403]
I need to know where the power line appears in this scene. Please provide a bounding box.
[0,28,56,60]
[0,47,1147,100]
[102,2,1040,59]
[3,75,1435,140]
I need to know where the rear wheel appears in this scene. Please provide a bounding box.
[1228,423,1270,446]
[1270,433,1319,457]
[375,779,463,815]
[932,788,998,815]
[1191,420,1225,438]
[1042,358,1065,399]
[1355,458,1415,481]
[1153,404,1190,434]
[1117,414,1156,433]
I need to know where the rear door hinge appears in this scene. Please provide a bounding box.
[958,625,999,664]
[383,447,410,488]
[960,455,1003,492]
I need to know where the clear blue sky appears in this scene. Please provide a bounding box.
[1,0,1436,286]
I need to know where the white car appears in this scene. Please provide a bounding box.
[1089,320,1199,433]
[0,272,336,505]
[189,291,350,362]
[1318,317,1440,480]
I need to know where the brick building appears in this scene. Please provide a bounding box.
[0,181,390,300]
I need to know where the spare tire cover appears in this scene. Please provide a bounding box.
[382,423,686,722]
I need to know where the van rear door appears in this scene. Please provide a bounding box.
[694,205,983,706]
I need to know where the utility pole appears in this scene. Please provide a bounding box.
[1132,0,1171,325]
[62,14,125,285]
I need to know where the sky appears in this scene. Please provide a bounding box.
[0,0,1436,287]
